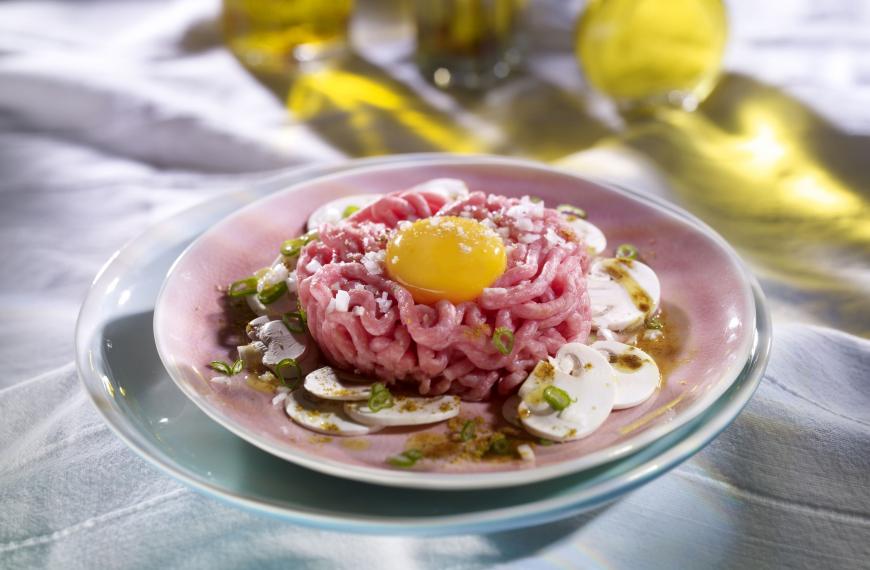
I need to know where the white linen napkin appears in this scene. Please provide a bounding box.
[1,324,867,569]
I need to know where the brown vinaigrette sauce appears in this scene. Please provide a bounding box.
[398,304,687,465]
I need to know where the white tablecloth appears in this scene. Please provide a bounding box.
[1,1,868,568]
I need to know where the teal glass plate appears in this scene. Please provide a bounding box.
[75,154,771,536]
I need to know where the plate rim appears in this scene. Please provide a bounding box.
[151,155,761,490]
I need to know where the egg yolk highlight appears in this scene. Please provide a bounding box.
[385,216,507,304]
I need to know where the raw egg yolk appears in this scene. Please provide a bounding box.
[385,216,506,304]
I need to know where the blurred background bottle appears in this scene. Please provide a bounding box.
[576,0,728,112]
[222,0,354,75]
[413,0,526,90]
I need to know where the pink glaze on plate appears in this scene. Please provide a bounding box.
[153,158,756,489]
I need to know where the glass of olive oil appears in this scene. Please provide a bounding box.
[413,0,526,90]
[576,0,728,112]
[222,0,354,75]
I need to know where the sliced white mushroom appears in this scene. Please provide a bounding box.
[590,340,661,409]
[587,258,661,333]
[285,389,381,436]
[501,395,521,427]
[237,341,265,370]
[246,316,270,340]
[303,367,372,401]
[566,217,606,255]
[518,344,615,442]
[255,320,307,369]
[410,178,470,201]
[307,194,381,232]
[344,394,461,427]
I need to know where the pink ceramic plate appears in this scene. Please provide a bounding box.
[154,157,756,490]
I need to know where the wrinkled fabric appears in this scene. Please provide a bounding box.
[1,1,868,568]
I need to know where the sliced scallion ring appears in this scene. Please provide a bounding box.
[282,311,306,334]
[492,327,515,355]
[257,281,288,305]
[615,243,639,260]
[280,240,301,258]
[342,205,360,218]
[368,382,393,412]
[275,358,302,388]
[556,204,588,219]
[280,232,319,258]
[230,359,244,375]
[228,277,258,298]
[208,361,232,376]
[543,385,572,411]
[387,449,423,468]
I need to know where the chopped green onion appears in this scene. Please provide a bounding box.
[528,196,543,204]
[230,359,244,375]
[280,232,319,257]
[646,315,664,330]
[615,243,639,260]
[368,382,393,412]
[342,205,360,218]
[280,240,301,258]
[492,327,515,355]
[208,361,232,376]
[538,438,555,446]
[282,311,306,334]
[488,435,512,455]
[257,281,288,305]
[275,358,302,388]
[387,449,423,468]
[228,277,258,298]
[556,204,588,219]
[543,386,572,411]
[460,420,476,442]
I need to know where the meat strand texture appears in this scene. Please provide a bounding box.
[296,190,591,400]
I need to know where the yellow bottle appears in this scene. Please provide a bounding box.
[576,0,727,111]
[222,0,354,75]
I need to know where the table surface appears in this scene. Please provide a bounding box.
[0,0,868,568]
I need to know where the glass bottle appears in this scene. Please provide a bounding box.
[413,0,526,90]
[576,0,728,111]
[222,0,354,75]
